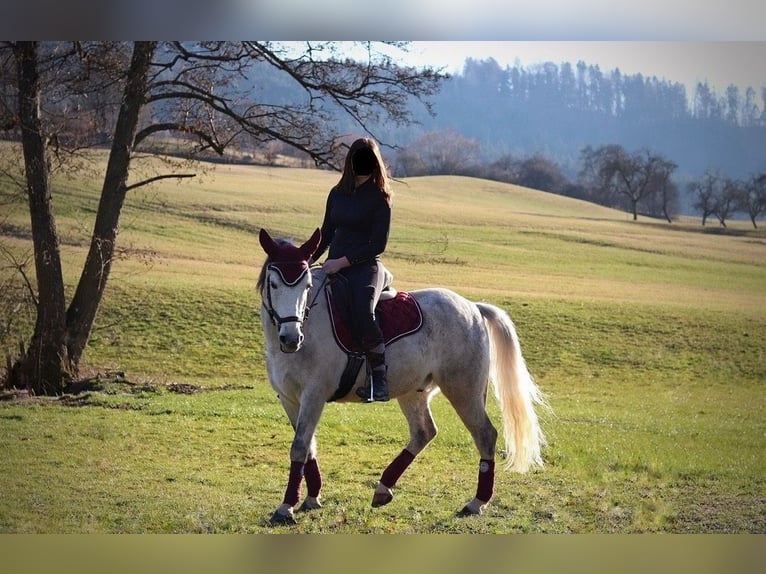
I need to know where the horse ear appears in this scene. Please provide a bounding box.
[299,228,321,260]
[259,228,278,257]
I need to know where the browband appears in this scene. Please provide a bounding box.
[268,261,309,286]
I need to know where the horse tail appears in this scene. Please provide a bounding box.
[476,302,548,473]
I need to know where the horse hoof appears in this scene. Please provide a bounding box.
[456,505,482,517]
[371,491,393,508]
[298,498,322,512]
[269,509,297,525]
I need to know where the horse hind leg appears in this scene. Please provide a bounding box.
[441,381,499,516]
[370,391,438,508]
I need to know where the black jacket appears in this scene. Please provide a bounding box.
[314,179,391,265]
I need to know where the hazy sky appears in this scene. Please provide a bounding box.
[405,42,766,95]
[3,2,765,99]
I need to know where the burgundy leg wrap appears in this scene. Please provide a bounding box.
[282,461,304,507]
[303,457,322,498]
[380,449,415,488]
[476,458,495,502]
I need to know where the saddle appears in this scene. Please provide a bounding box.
[324,264,423,401]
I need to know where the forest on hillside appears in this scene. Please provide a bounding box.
[252,55,766,218]
[383,57,766,180]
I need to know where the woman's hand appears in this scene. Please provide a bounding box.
[322,257,350,275]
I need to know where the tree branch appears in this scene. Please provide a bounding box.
[134,122,224,153]
[0,245,38,308]
[125,173,195,192]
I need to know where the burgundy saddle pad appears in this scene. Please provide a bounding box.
[325,288,424,354]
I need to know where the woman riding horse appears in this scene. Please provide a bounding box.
[310,137,393,402]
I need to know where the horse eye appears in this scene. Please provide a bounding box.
[270,281,278,290]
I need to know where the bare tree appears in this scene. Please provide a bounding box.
[688,170,722,226]
[579,144,676,220]
[644,158,680,223]
[713,177,742,228]
[1,41,444,394]
[395,129,479,176]
[513,153,570,194]
[739,173,766,229]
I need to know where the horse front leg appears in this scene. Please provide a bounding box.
[298,457,323,511]
[370,393,438,508]
[271,396,325,524]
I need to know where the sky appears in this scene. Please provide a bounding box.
[5,0,766,42]
[2,2,765,99]
[404,42,766,96]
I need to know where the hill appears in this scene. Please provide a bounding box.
[3,161,764,315]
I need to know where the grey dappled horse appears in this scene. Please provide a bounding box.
[258,228,547,524]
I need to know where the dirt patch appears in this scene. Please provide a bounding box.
[166,382,200,394]
[1,369,254,406]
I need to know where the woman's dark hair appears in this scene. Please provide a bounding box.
[336,138,392,203]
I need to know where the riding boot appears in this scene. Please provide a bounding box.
[356,350,389,402]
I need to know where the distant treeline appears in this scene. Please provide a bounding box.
[358,57,765,218]
[378,58,766,181]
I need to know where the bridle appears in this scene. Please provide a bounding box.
[262,262,327,328]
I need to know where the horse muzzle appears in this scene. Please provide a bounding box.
[278,326,304,353]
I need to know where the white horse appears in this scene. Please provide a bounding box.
[257,228,548,524]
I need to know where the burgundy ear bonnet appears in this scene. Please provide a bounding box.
[259,228,321,285]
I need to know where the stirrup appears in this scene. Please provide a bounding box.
[356,384,389,403]
[356,369,389,403]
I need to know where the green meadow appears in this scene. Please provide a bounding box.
[0,158,764,533]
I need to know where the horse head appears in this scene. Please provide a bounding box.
[258,228,321,352]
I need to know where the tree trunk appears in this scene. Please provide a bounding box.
[11,42,72,394]
[65,41,156,365]
[4,42,156,394]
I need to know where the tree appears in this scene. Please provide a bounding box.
[725,84,740,125]
[579,144,676,220]
[694,81,721,121]
[688,170,722,226]
[1,41,444,394]
[7,42,73,394]
[742,87,760,127]
[579,144,622,207]
[713,178,741,228]
[644,160,680,223]
[739,173,766,229]
[394,129,479,176]
[513,153,569,194]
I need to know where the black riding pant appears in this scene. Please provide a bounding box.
[338,260,386,351]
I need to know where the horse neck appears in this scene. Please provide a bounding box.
[308,266,325,286]
[308,268,328,316]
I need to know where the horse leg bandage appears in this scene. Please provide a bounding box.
[283,461,304,507]
[303,457,322,497]
[476,458,495,502]
[380,448,415,488]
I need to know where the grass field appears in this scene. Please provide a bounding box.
[1,157,764,533]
